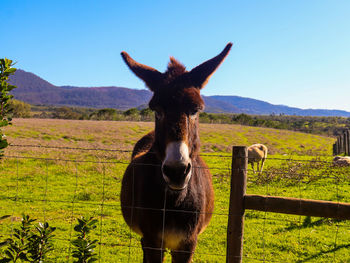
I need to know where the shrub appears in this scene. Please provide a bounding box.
[0,58,17,157]
[0,215,99,262]
[71,216,99,263]
[8,100,31,118]
[0,214,55,263]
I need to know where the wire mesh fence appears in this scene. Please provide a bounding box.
[0,144,350,262]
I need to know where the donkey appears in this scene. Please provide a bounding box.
[120,43,232,262]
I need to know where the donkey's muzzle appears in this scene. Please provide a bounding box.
[162,162,192,190]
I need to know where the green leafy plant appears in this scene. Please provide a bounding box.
[0,214,99,262]
[0,215,35,263]
[0,215,56,263]
[0,58,17,156]
[28,222,56,262]
[71,216,98,263]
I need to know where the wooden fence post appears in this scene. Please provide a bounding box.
[336,136,340,155]
[226,146,247,263]
[340,134,344,154]
[345,130,348,156]
[344,132,347,155]
[345,130,349,156]
[345,131,349,155]
[347,130,350,156]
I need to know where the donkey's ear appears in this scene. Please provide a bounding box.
[189,43,232,89]
[121,51,163,91]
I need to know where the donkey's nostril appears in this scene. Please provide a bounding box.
[162,164,172,178]
[185,163,191,176]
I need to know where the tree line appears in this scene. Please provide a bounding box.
[9,100,350,136]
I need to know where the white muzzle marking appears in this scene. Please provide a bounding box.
[164,141,190,165]
[162,141,192,189]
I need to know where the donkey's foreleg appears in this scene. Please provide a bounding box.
[141,237,166,263]
[171,239,197,263]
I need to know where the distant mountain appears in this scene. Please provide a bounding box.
[9,69,350,117]
[210,96,350,117]
[10,70,151,109]
[202,96,241,113]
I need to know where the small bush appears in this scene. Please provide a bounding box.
[0,215,99,262]
[0,214,55,263]
[0,58,17,157]
[71,216,99,263]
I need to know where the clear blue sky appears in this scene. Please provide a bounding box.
[1,0,350,111]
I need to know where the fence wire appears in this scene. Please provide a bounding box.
[1,144,350,262]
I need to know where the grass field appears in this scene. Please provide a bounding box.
[1,118,349,262]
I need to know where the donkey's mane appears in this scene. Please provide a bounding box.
[164,57,187,81]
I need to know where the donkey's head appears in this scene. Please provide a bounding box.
[121,43,232,190]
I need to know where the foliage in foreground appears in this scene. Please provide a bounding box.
[0,215,98,263]
[0,215,55,263]
[0,58,17,156]
[71,217,98,263]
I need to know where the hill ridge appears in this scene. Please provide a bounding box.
[9,69,350,117]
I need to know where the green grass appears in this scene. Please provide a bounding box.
[1,119,349,262]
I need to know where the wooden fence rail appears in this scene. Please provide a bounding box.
[333,129,350,156]
[226,146,350,263]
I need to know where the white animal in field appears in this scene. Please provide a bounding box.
[248,144,268,173]
[333,156,350,166]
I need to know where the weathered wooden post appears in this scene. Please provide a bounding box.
[344,132,347,155]
[345,130,350,156]
[335,136,339,155]
[333,143,337,156]
[226,146,247,263]
[340,134,344,154]
[345,130,348,156]
[336,136,340,155]
[347,130,350,156]
[344,131,349,156]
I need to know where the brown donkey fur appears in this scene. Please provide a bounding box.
[120,43,232,262]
